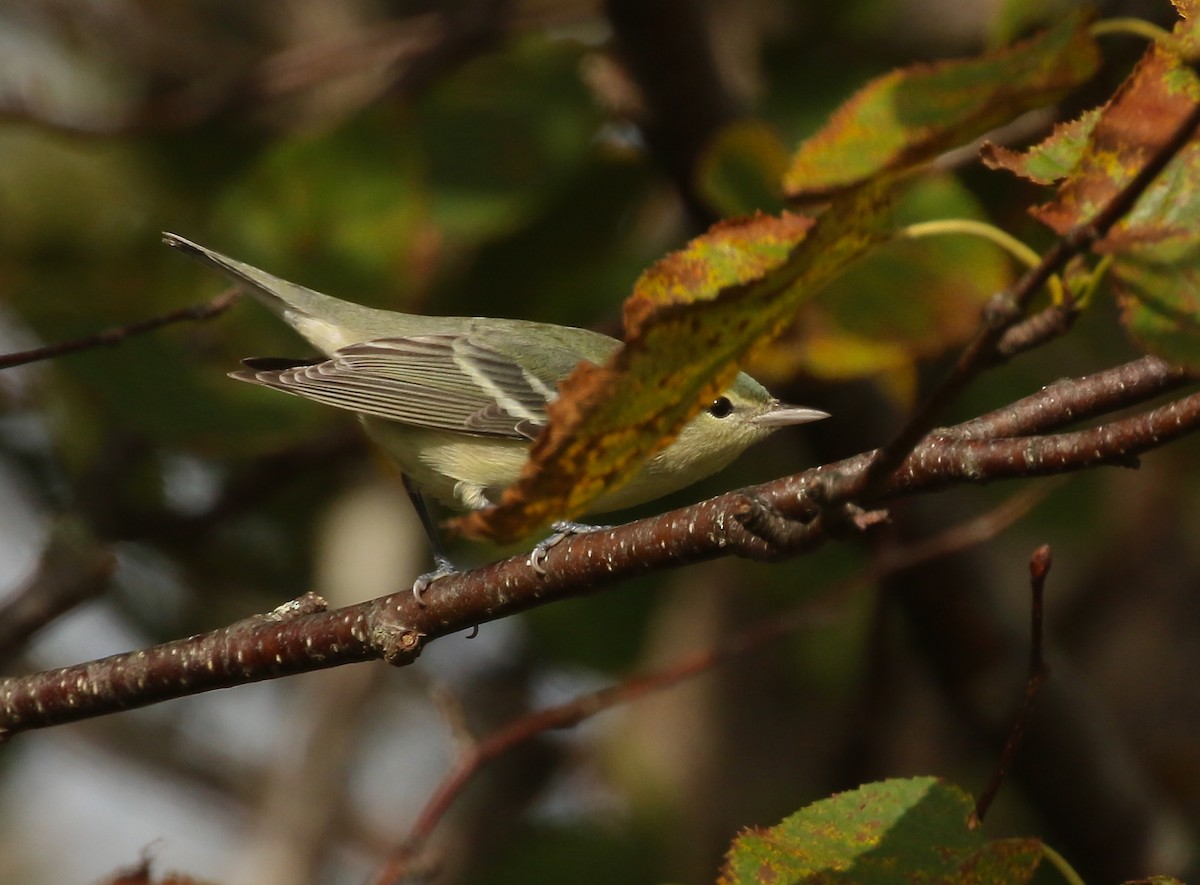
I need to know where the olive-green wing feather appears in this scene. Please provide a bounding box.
[232,334,568,440]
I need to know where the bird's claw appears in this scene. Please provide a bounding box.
[411,555,459,605]
[529,521,612,576]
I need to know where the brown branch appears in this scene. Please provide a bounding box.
[375,487,1044,884]
[993,302,1079,359]
[880,388,1200,497]
[944,354,1191,441]
[855,84,1200,497]
[973,544,1052,825]
[0,289,241,370]
[0,356,1195,737]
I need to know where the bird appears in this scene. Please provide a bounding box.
[164,232,829,593]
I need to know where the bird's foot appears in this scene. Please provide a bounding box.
[529,521,612,575]
[411,555,459,605]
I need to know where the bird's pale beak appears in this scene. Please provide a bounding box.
[751,403,831,428]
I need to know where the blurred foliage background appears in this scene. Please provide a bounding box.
[2,0,1199,883]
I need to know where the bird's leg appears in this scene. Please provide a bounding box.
[529,520,612,575]
[403,475,458,603]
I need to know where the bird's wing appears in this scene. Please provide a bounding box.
[231,334,564,440]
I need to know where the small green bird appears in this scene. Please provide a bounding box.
[164,233,829,589]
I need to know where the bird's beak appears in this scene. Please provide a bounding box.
[751,402,830,428]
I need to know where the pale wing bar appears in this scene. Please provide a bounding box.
[230,334,555,439]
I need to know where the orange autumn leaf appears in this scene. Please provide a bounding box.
[457,188,891,543]
[987,4,1200,369]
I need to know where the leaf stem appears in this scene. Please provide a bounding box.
[1091,18,1187,57]
[898,219,1065,304]
[1040,843,1087,885]
[0,288,242,371]
[899,219,1039,268]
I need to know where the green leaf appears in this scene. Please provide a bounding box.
[1026,46,1200,239]
[718,777,1044,885]
[984,8,1200,369]
[1171,0,1200,56]
[1111,236,1200,370]
[783,13,1099,200]
[980,109,1100,185]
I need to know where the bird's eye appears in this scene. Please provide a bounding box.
[707,396,734,418]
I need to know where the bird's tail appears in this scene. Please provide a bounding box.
[163,232,393,354]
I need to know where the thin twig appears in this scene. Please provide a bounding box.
[993,302,1079,359]
[943,354,1192,441]
[0,289,241,370]
[973,544,1052,824]
[856,87,1200,497]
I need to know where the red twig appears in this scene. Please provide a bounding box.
[973,544,1052,825]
